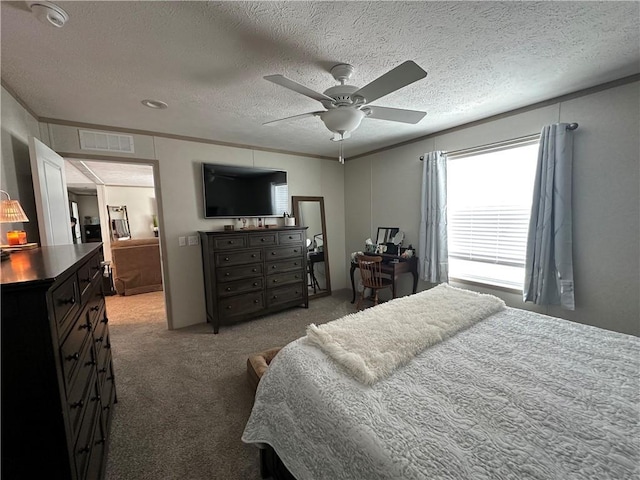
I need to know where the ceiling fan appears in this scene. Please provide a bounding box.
[263,61,428,162]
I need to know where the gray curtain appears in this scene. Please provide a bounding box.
[523,123,575,309]
[418,151,448,283]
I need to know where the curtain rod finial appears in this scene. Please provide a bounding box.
[567,123,579,130]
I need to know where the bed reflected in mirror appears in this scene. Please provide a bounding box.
[292,196,331,299]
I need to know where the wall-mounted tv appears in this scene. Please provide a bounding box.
[202,163,288,218]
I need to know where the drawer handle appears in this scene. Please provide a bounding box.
[253,282,258,286]
[105,343,111,349]
[226,306,232,310]
[66,353,80,362]
[293,249,298,253]
[254,299,259,304]
[224,256,230,261]
[295,275,300,279]
[83,276,92,283]
[95,438,106,446]
[100,317,109,324]
[289,236,293,239]
[272,295,278,300]
[85,360,96,367]
[251,254,256,258]
[99,367,107,373]
[252,268,257,272]
[225,287,232,292]
[107,375,115,382]
[271,251,276,255]
[92,394,101,402]
[225,272,230,277]
[78,446,91,455]
[228,240,234,244]
[90,305,100,312]
[70,400,84,409]
[294,262,299,266]
[273,279,278,283]
[60,296,75,305]
[96,336,104,343]
[103,405,111,411]
[261,238,265,242]
[271,265,277,269]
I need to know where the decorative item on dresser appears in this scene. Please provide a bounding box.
[1,243,117,480]
[199,227,309,334]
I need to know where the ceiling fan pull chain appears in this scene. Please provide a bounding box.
[339,140,344,164]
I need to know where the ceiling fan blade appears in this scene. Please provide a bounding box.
[364,106,427,124]
[264,75,334,103]
[263,111,323,126]
[353,61,427,104]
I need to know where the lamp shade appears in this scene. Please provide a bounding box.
[0,191,29,223]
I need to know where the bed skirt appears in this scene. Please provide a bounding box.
[260,445,296,480]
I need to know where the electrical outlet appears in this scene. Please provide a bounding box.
[188,235,199,246]
[178,236,186,247]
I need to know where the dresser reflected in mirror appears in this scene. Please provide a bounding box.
[292,196,331,299]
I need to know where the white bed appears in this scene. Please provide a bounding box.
[242,285,639,480]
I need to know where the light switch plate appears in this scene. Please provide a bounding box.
[178,236,186,247]
[188,235,199,246]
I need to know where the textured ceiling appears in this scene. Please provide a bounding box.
[65,159,154,192]
[2,1,639,159]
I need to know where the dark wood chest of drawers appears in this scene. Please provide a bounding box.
[199,228,309,333]
[1,244,117,480]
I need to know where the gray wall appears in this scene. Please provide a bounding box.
[345,82,640,336]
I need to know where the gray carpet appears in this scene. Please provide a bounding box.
[103,289,355,480]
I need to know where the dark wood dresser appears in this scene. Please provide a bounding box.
[199,227,309,333]
[1,244,117,480]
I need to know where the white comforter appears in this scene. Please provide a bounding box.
[242,307,640,480]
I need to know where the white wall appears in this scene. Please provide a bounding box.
[345,82,640,336]
[0,88,41,244]
[105,185,157,239]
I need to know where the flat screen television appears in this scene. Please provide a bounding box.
[202,163,288,218]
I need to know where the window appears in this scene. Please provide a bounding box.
[447,140,539,290]
[272,183,288,216]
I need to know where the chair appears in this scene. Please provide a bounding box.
[356,255,393,310]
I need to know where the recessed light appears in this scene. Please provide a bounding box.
[141,99,168,110]
[29,2,69,28]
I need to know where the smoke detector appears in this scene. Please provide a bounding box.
[29,2,69,28]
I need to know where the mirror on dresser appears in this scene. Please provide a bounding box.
[292,196,331,299]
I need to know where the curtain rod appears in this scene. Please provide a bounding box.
[419,123,579,161]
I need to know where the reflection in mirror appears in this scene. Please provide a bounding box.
[376,227,399,245]
[292,196,331,299]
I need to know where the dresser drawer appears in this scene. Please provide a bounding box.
[215,249,262,267]
[266,258,304,274]
[217,277,263,297]
[279,231,304,244]
[77,261,94,302]
[266,246,304,260]
[211,235,247,250]
[267,284,305,307]
[217,263,262,282]
[219,292,264,319]
[51,274,80,339]
[60,310,92,388]
[74,380,101,480]
[248,232,277,246]
[87,285,105,331]
[266,271,304,288]
[66,342,96,439]
[99,357,116,415]
[86,416,107,480]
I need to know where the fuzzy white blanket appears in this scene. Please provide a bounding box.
[306,283,505,385]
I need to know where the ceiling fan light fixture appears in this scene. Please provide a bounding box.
[320,108,365,136]
[29,2,69,28]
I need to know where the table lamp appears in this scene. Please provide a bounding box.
[1,190,29,246]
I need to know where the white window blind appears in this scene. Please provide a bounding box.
[447,141,539,289]
[272,184,288,216]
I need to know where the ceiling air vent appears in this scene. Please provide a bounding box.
[79,130,135,154]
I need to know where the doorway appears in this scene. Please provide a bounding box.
[63,157,169,329]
